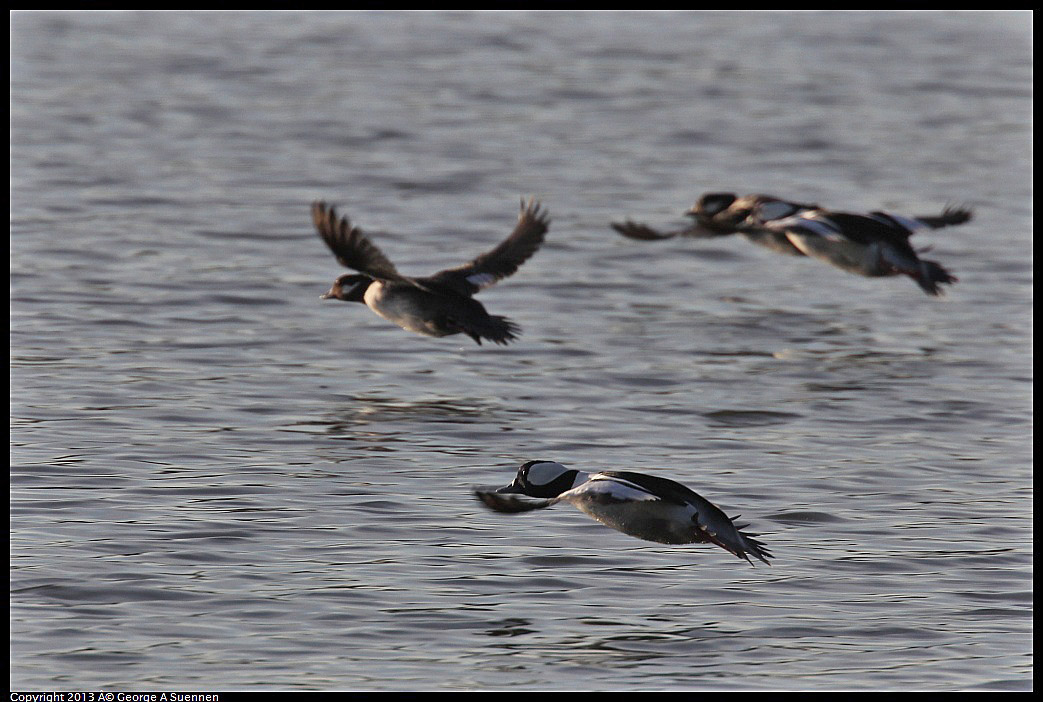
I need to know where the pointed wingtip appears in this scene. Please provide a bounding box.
[943,203,974,224]
[312,200,341,231]
[517,196,549,228]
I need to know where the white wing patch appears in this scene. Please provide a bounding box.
[773,213,845,242]
[466,272,498,289]
[581,475,661,502]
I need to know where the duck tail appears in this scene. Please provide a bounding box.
[913,260,958,296]
[737,529,773,566]
[467,316,520,346]
[725,520,773,567]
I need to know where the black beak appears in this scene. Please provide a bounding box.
[494,481,524,494]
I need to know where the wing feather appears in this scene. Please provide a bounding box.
[426,197,549,296]
[312,201,407,282]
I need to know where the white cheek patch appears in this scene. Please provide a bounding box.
[525,461,569,486]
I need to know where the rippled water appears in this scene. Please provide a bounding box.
[10,10,1032,691]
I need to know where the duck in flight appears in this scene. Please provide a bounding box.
[613,192,819,256]
[752,204,969,296]
[613,192,971,295]
[475,460,772,566]
[313,198,549,345]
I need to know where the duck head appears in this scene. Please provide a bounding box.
[495,460,585,498]
[321,273,372,303]
[686,192,738,220]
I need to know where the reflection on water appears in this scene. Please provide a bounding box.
[327,395,504,425]
[701,409,803,427]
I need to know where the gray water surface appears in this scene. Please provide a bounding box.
[10,10,1032,691]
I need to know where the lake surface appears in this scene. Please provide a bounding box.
[10,10,1032,691]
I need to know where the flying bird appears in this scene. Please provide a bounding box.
[752,204,970,296]
[314,198,549,344]
[613,192,971,294]
[612,192,819,256]
[475,460,772,566]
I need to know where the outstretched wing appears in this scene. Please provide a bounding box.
[312,201,407,282]
[895,205,973,231]
[426,198,549,296]
[474,489,558,513]
[611,220,723,241]
[612,220,683,240]
[763,210,918,256]
[600,472,772,566]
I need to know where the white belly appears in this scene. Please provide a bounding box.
[364,282,449,337]
[785,233,881,275]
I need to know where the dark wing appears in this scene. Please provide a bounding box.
[831,212,925,253]
[425,198,549,297]
[598,471,697,507]
[612,220,726,241]
[612,220,683,240]
[312,201,407,282]
[908,205,973,230]
[766,211,920,257]
[474,489,558,513]
[600,471,772,566]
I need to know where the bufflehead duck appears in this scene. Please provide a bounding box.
[313,198,549,345]
[612,192,819,256]
[475,460,772,566]
[751,205,970,296]
[613,192,971,295]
